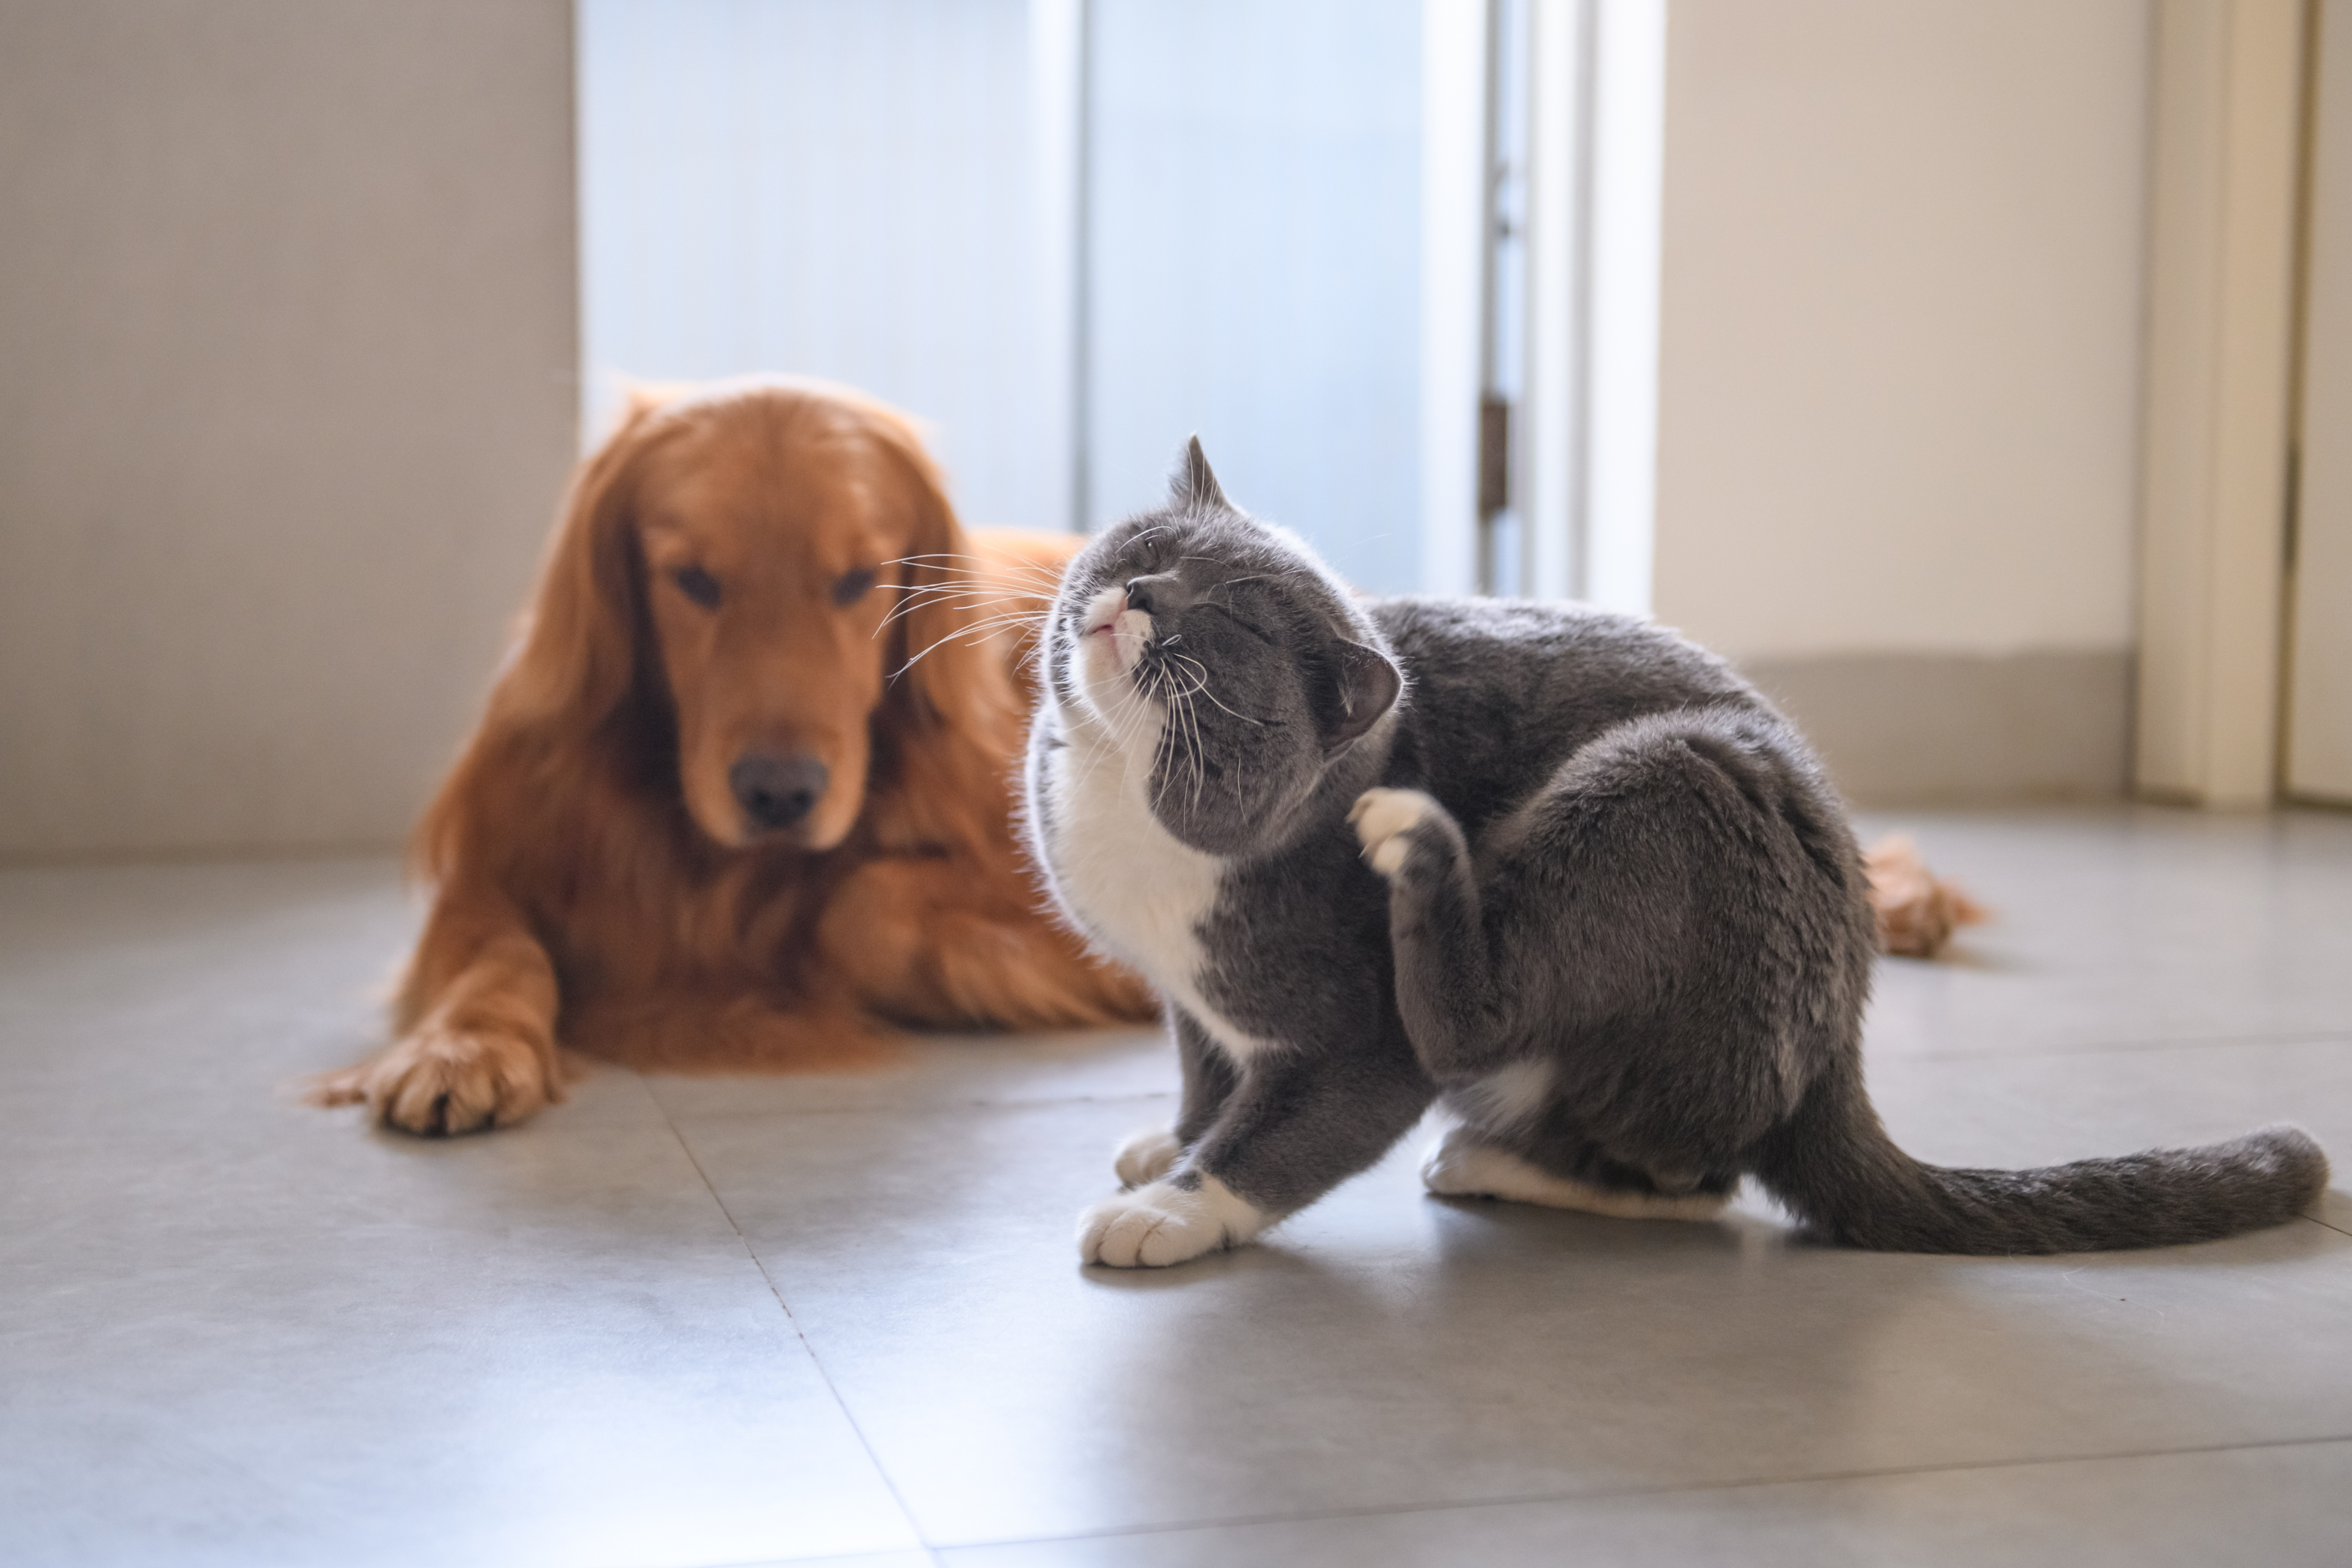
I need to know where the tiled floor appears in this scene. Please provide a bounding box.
[3,806,2348,1567]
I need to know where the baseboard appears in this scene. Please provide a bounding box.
[1737,648,2132,807]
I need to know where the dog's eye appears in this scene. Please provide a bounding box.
[833,566,877,606]
[672,565,721,609]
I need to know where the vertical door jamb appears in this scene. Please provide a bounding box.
[2135,0,2309,808]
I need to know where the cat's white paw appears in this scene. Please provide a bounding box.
[1113,1125,1184,1188]
[1421,1124,1515,1196]
[1349,788,1434,877]
[1420,1125,1730,1220]
[1077,1175,1265,1268]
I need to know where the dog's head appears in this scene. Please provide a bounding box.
[500,378,986,853]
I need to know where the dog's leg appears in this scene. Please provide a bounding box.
[819,856,1153,1029]
[309,895,563,1135]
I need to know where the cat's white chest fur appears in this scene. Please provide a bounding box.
[1037,698,1272,1063]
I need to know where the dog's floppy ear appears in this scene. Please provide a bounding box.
[498,398,668,731]
[858,410,1028,854]
[869,418,1018,746]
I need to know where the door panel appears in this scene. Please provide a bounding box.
[2292,0,2352,800]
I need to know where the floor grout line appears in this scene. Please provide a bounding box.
[648,1089,937,1559]
[919,1430,2352,1556]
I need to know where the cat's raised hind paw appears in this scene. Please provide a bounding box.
[1349,788,1437,877]
[1113,1125,1184,1188]
[1077,1175,1266,1267]
[1421,1126,1731,1221]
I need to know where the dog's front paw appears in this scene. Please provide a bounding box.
[1348,788,1437,877]
[329,1026,553,1136]
[1113,1125,1184,1188]
[1077,1175,1266,1268]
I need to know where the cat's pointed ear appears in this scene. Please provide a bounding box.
[1324,640,1402,755]
[1169,435,1230,511]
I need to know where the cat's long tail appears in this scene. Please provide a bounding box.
[1749,1069,2329,1254]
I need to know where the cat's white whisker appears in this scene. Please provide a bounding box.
[895,609,1059,675]
[878,551,1067,607]
[1163,649,1266,728]
[875,589,1039,636]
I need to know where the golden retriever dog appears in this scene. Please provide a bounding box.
[314,378,1150,1134]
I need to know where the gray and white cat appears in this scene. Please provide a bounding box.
[1024,440,2328,1269]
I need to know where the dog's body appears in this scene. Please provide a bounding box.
[317,379,1149,1134]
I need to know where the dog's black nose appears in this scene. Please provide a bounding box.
[730,752,828,832]
[1124,573,1190,618]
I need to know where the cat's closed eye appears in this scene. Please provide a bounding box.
[1194,599,1272,642]
[1119,528,1168,573]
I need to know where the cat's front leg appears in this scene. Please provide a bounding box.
[1350,788,1512,1080]
[1080,1035,1434,1268]
[1109,1008,1240,1188]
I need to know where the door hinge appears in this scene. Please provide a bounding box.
[1479,394,1511,517]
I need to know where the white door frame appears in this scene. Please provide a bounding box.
[2135,0,2309,808]
[1429,0,1662,607]
[2287,0,2352,801]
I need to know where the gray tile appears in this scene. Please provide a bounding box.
[0,856,421,1120]
[1851,807,2352,1058]
[13,811,2352,1566]
[643,1026,1174,1121]
[0,859,919,1568]
[938,1439,2352,1567]
[673,1034,2352,1547]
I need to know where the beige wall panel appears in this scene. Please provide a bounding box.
[1743,650,2132,806]
[1653,0,2149,662]
[0,1,578,857]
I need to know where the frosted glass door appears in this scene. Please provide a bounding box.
[1084,0,1425,593]
[578,0,1057,532]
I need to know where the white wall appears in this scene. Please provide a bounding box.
[0,1,579,858]
[1651,0,2152,662]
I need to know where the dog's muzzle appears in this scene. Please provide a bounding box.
[730,752,828,833]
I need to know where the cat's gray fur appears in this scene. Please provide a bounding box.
[1024,439,2328,1267]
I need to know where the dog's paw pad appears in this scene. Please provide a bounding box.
[369,1029,549,1136]
[1077,1177,1265,1269]
[1349,788,1435,877]
[1113,1125,1184,1188]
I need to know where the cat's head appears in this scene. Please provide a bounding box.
[1045,438,1403,856]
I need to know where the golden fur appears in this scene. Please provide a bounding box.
[314,379,1149,1133]
[1864,834,1990,959]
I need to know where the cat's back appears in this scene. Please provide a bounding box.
[1367,597,1771,824]
[1371,595,1760,729]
